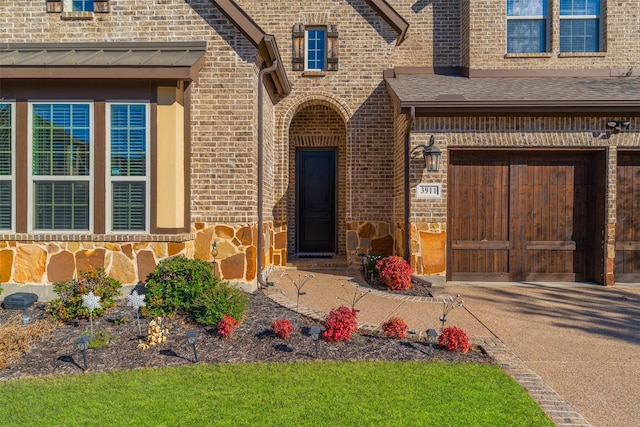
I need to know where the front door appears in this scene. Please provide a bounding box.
[297,150,336,254]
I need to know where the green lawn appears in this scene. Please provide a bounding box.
[0,361,552,427]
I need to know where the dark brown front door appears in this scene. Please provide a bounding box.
[449,151,605,282]
[616,152,640,282]
[297,150,336,254]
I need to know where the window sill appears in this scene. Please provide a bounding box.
[1,233,196,242]
[301,71,327,77]
[504,52,554,59]
[61,12,93,20]
[558,52,607,58]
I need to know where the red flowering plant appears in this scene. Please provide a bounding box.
[217,314,240,339]
[382,317,408,339]
[271,318,294,339]
[438,326,470,353]
[322,305,358,342]
[375,256,412,291]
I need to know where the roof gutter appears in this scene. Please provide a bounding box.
[257,58,280,288]
[403,106,415,262]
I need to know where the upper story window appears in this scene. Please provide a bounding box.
[560,0,601,52]
[507,0,548,53]
[71,0,93,12]
[46,0,109,14]
[0,103,14,231]
[292,24,339,72]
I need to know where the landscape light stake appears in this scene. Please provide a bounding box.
[426,328,438,356]
[186,329,199,364]
[75,335,90,370]
[309,325,323,359]
[336,282,371,311]
[440,294,463,329]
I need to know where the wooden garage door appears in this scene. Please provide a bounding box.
[449,151,604,282]
[616,153,640,282]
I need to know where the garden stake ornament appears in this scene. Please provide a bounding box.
[440,294,463,329]
[336,282,371,311]
[82,291,101,336]
[281,272,315,313]
[126,290,146,336]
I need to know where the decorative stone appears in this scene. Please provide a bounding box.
[47,251,75,282]
[195,226,214,260]
[150,242,168,258]
[46,243,61,255]
[216,240,238,259]
[133,242,149,251]
[109,251,137,285]
[237,226,253,246]
[168,242,185,256]
[419,231,446,274]
[347,230,358,250]
[377,222,390,237]
[221,252,245,280]
[194,222,206,230]
[122,244,134,259]
[15,246,46,283]
[274,253,281,266]
[215,225,234,239]
[137,250,156,283]
[75,248,106,275]
[0,250,14,283]
[371,235,393,256]
[246,246,257,281]
[67,242,80,252]
[274,232,287,250]
[105,243,121,252]
[3,292,38,310]
[359,222,376,239]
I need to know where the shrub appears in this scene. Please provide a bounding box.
[322,305,358,342]
[143,256,219,318]
[192,283,249,326]
[271,318,294,339]
[217,314,240,339]
[376,256,412,291]
[439,326,470,353]
[88,330,111,349]
[46,268,122,321]
[382,317,408,339]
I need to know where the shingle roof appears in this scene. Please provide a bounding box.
[385,73,640,114]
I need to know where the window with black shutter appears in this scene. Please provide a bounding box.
[292,24,338,72]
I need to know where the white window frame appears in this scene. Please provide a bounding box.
[63,0,93,12]
[506,1,549,53]
[305,27,327,71]
[0,101,16,233]
[27,101,94,234]
[559,0,602,52]
[105,101,150,234]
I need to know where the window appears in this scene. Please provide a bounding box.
[107,103,149,233]
[29,103,92,231]
[46,0,109,13]
[507,0,548,53]
[292,24,338,72]
[560,0,600,52]
[0,103,14,231]
[72,0,93,12]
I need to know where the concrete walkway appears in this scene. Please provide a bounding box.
[264,266,640,427]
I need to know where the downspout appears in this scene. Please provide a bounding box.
[257,59,279,288]
[403,107,415,262]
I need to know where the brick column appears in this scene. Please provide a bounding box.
[605,146,617,286]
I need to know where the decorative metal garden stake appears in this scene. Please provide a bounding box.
[75,335,90,370]
[309,325,322,359]
[126,290,146,336]
[426,328,438,356]
[281,272,315,313]
[336,282,371,311]
[211,242,219,277]
[82,291,101,336]
[262,265,275,288]
[186,329,199,364]
[440,294,463,329]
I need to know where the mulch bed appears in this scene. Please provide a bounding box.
[0,291,491,381]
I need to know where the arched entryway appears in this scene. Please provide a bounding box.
[287,104,347,257]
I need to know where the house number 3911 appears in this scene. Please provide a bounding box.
[415,183,442,199]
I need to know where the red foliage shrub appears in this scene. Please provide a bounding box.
[322,306,358,342]
[382,317,408,339]
[438,326,470,353]
[217,314,240,339]
[271,318,294,339]
[375,256,412,291]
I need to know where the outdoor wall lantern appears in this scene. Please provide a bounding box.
[410,135,442,172]
[309,325,323,358]
[186,329,199,364]
[607,120,630,134]
[75,335,90,370]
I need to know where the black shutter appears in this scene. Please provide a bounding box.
[94,0,110,13]
[292,24,305,71]
[327,25,339,71]
[46,0,62,13]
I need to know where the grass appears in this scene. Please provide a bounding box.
[0,361,553,427]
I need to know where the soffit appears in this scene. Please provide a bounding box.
[385,73,640,114]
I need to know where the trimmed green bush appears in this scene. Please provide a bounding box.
[46,268,122,321]
[143,256,218,318]
[192,283,249,326]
